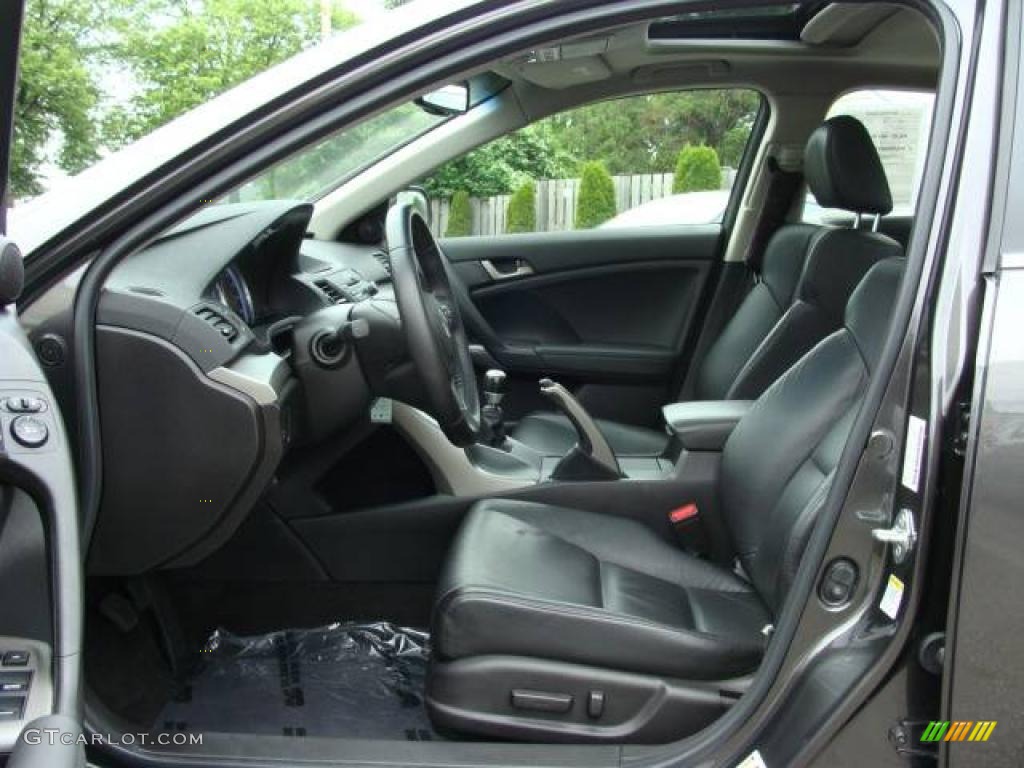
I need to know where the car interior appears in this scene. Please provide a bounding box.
[12,0,944,758]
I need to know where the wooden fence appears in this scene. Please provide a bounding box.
[428,169,735,237]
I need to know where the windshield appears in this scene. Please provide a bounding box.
[8,0,453,206]
[225,102,450,203]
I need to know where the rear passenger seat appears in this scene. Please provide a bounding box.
[511,115,904,457]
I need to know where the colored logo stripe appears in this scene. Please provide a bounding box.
[920,721,996,742]
[947,722,972,741]
[970,722,997,742]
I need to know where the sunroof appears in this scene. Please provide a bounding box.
[648,3,814,41]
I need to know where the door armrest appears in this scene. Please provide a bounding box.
[662,400,753,452]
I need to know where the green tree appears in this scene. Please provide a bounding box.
[544,90,759,175]
[383,0,413,7]
[506,181,536,233]
[105,0,358,146]
[673,145,722,193]
[10,0,108,199]
[719,123,753,168]
[446,190,472,237]
[420,90,758,206]
[422,123,569,198]
[575,162,616,229]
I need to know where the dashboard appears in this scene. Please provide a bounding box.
[90,200,394,574]
[105,201,390,339]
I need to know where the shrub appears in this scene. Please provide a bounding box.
[445,190,472,237]
[672,145,722,193]
[506,181,536,233]
[575,162,617,229]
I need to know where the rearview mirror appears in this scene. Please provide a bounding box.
[416,83,470,116]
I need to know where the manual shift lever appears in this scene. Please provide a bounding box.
[481,369,508,447]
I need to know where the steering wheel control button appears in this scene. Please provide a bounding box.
[2,651,29,667]
[819,558,859,608]
[10,416,49,448]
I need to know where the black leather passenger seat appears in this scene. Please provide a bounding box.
[427,258,906,743]
[511,116,903,458]
[433,500,769,682]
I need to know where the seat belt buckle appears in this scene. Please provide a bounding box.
[668,503,708,556]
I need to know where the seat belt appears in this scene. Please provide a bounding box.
[674,154,803,401]
[742,155,804,278]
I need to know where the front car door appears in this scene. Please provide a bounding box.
[436,88,764,427]
[0,3,85,765]
[943,4,1024,764]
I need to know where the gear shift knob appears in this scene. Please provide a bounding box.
[483,369,507,406]
[481,369,508,447]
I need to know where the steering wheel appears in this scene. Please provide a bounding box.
[386,202,480,447]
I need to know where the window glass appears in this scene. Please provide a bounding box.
[805,89,935,223]
[424,89,763,237]
[10,0,427,204]
[229,102,449,203]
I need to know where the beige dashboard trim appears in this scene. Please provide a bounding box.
[391,401,534,496]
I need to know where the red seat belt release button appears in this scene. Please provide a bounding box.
[669,502,699,524]
[669,502,706,555]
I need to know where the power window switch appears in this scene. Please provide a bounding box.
[2,650,29,666]
[0,672,31,693]
[0,696,24,721]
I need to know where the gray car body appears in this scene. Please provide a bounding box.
[0,0,1021,767]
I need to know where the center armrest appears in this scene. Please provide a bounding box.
[662,400,753,452]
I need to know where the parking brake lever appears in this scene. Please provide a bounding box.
[539,378,622,480]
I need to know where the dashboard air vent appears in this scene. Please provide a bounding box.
[372,251,392,276]
[314,279,345,304]
[194,305,239,343]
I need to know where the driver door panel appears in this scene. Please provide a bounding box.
[444,226,719,426]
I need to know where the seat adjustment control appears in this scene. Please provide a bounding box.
[510,689,573,713]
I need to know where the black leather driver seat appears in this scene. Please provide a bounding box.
[511,116,902,458]
[427,258,905,743]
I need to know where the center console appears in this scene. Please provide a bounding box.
[391,371,750,496]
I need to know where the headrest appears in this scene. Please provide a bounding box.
[804,116,893,215]
[845,258,905,371]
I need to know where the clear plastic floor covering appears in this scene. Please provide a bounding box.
[156,621,439,741]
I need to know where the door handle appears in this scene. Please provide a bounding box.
[480,258,534,281]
